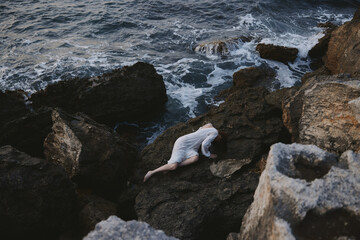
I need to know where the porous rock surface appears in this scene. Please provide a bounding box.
[299,80,360,154]
[30,62,167,125]
[325,9,360,76]
[44,108,137,198]
[84,215,178,240]
[0,145,77,239]
[239,143,360,240]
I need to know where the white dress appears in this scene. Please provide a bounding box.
[167,126,218,164]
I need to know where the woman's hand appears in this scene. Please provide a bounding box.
[209,154,217,159]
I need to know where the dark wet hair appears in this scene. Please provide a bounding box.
[212,130,227,153]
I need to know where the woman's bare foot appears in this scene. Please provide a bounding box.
[144,171,153,182]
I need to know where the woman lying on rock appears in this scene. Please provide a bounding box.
[144,123,225,182]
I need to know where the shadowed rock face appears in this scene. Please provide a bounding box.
[44,109,138,199]
[0,145,77,239]
[325,9,360,76]
[238,143,360,240]
[30,62,167,125]
[0,90,29,128]
[256,43,299,64]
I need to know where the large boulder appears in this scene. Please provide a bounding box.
[44,109,138,198]
[232,65,276,89]
[0,90,29,128]
[238,143,360,240]
[129,79,290,239]
[0,107,53,158]
[30,62,167,125]
[0,145,77,239]
[325,8,360,76]
[299,79,360,154]
[84,216,178,240]
[256,43,299,64]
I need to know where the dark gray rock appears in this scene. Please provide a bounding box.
[0,145,77,239]
[0,90,29,128]
[256,44,299,63]
[44,109,138,198]
[30,62,167,125]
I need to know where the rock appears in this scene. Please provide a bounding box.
[0,145,77,239]
[232,65,277,89]
[30,62,167,125]
[194,37,252,56]
[325,9,360,76]
[239,143,360,240]
[0,107,53,158]
[0,90,29,128]
[210,158,251,178]
[44,108,138,198]
[78,194,117,236]
[299,79,360,154]
[130,83,289,239]
[349,97,360,123]
[256,43,299,63]
[84,216,178,240]
[308,22,337,60]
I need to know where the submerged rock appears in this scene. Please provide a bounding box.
[239,143,360,240]
[44,109,137,198]
[84,216,178,240]
[0,145,77,239]
[30,62,167,125]
[256,43,299,64]
[194,37,251,56]
[325,8,360,76]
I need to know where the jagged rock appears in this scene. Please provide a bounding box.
[128,83,289,239]
[0,107,53,158]
[194,37,251,56]
[299,80,360,154]
[0,90,29,128]
[44,109,137,198]
[30,62,167,125]
[210,158,251,178]
[239,143,360,240]
[256,43,299,63]
[78,194,117,236]
[0,145,77,239]
[325,9,360,76]
[308,22,337,67]
[84,216,178,240]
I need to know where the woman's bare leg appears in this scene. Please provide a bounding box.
[144,163,178,182]
[179,155,199,167]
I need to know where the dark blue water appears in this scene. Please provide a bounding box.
[1,0,359,144]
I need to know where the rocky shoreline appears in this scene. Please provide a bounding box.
[1,8,360,240]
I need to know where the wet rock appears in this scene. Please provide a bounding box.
[194,37,251,56]
[0,145,77,239]
[84,216,178,240]
[239,143,360,240]
[325,9,360,76]
[232,65,277,90]
[210,158,251,178]
[30,62,167,125]
[44,108,138,198]
[78,194,117,236]
[0,107,53,158]
[308,22,337,68]
[256,43,299,64]
[130,83,289,239]
[0,90,29,128]
[299,79,360,154]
